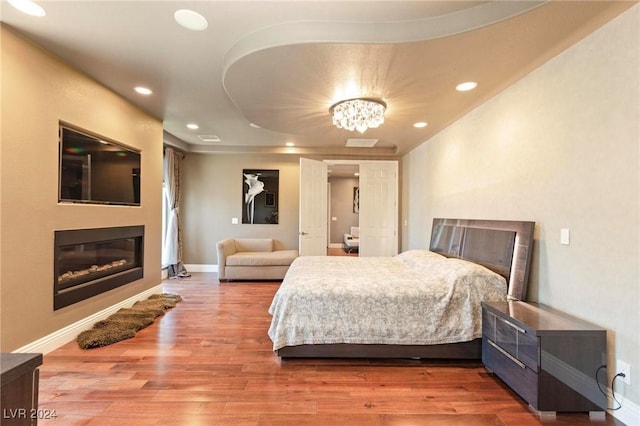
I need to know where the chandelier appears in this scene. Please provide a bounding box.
[329,98,387,133]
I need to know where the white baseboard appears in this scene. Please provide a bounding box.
[13,284,163,355]
[328,243,342,248]
[610,389,640,425]
[184,264,218,273]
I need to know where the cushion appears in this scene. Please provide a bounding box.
[226,250,298,267]
[234,238,273,253]
[350,226,360,238]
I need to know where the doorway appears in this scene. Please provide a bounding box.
[324,159,398,257]
[327,163,360,256]
[299,158,398,257]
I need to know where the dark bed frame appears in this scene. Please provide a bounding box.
[276,218,535,359]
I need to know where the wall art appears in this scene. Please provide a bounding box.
[353,186,359,214]
[243,169,279,224]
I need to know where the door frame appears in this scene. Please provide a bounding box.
[323,159,399,255]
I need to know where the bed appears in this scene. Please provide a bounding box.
[268,218,535,359]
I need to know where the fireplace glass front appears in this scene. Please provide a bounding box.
[54,226,144,310]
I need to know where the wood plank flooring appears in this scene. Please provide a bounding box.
[327,247,358,257]
[37,273,623,425]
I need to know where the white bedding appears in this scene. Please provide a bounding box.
[268,250,507,351]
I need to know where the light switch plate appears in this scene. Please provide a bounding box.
[560,228,570,245]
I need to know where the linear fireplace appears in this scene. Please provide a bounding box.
[54,225,144,310]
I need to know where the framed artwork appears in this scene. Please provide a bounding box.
[353,186,359,214]
[242,169,279,224]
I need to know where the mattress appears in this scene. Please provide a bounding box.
[268,250,508,351]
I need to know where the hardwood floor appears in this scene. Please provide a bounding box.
[37,273,623,425]
[327,246,358,257]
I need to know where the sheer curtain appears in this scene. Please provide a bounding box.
[162,147,189,278]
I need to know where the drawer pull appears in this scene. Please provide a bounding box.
[497,316,526,333]
[488,339,526,369]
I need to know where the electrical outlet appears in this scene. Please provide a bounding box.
[617,360,631,385]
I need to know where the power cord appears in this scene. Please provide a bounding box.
[596,365,626,411]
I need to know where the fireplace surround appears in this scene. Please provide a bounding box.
[54,225,144,310]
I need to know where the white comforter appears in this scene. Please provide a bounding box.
[268,250,507,351]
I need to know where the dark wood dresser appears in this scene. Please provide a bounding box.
[481,301,607,418]
[1,353,43,425]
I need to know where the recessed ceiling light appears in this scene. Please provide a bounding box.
[456,81,478,92]
[285,142,295,147]
[186,123,199,130]
[134,86,152,95]
[174,9,208,31]
[413,122,428,128]
[8,0,45,16]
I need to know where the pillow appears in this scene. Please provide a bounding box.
[394,250,446,269]
[350,226,360,238]
[440,257,507,294]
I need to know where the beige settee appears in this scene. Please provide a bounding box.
[216,238,298,281]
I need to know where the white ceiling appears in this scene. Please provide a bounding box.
[1,1,633,157]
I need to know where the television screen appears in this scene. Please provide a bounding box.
[59,124,141,206]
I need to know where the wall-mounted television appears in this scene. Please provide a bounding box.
[59,123,141,206]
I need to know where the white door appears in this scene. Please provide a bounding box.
[358,161,398,257]
[299,158,328,256]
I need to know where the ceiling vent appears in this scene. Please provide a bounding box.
[345,138,378,148]
[198,135,221,142]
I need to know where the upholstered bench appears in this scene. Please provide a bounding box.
[343,226,360,253]
[216,238,298,281]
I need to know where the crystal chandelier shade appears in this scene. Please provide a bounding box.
[329,98,387,133]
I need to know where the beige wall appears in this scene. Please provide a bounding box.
[402,6,639,408]
[181,154,301,264]
[0,26,164,351]
[181,155,401,264]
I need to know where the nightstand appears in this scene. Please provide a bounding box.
[1,353,43,425]
[481,301,607,419]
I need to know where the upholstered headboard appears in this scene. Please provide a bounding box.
[429,218,535,301]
